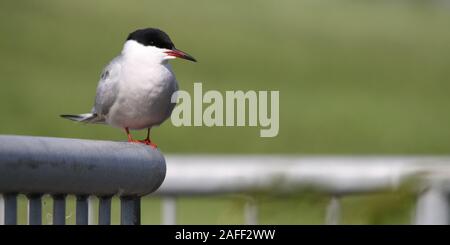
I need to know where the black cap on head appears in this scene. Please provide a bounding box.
[127,28,174,50]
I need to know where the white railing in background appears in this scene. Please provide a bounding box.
[156,155,450,225]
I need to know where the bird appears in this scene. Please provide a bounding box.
[61,28,196,148]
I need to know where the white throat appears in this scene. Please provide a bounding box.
[121,40,170,65]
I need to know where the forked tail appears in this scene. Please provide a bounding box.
[60,113,105,124]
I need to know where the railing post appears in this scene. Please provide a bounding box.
[120,196,141,225]
[98,196,112,225]
[76,195,89,225]
[27,194,42,225]
[415,186,449,225]
[162,197,177,225]
[244,198,258,225]
[52,194,66,225]
[3,194,17,225]
[325,195,341,225]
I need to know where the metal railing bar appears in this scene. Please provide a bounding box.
[120,196,141,225]
[157,155,450,196]
[98,196,112,225]
[52,195,66,225]
[27,194,42,225]
[0,135,166,197]
[76,195,88,225]
[162,197,177,225]
[3,194,17,225]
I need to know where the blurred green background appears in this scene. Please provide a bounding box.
[1,0,449,224]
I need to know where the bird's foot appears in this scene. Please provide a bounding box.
[127,139,157,149]
[125,127,157,148]
[138,139,158,149]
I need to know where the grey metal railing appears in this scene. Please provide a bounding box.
[2,135,449,225]
[0,135,166,225]
[156,155,450,225]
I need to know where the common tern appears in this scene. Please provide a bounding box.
[61,28,196,148]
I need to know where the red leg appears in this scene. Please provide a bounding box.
[139,128,157,148]
[124,127,139,143]
[146,128,150,141]
[125,127,157,148]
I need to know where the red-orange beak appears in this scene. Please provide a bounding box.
[165,48,197,62]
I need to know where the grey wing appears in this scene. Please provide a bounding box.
[93,56,122,117]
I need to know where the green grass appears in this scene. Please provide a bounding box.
[1,0,449,224]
